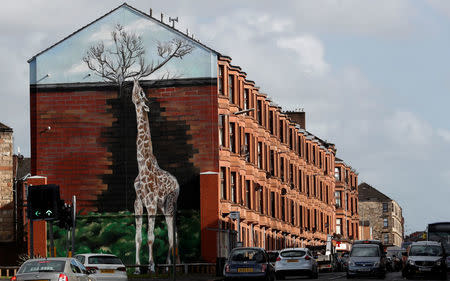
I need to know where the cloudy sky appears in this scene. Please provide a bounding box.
[1,0,449,233]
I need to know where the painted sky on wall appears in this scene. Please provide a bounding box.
[1,0,450,233]
[29,5,217,84]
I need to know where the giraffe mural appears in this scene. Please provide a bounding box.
[131,79,180,272]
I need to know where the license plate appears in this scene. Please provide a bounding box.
[419,267,432,272]
[237,267,254,273]
[358,268,371,272]
[287,259,298,262]
[100,269,115,273]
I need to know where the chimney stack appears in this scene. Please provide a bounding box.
[286,111,306,129]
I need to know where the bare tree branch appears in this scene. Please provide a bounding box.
[83,24,195,86]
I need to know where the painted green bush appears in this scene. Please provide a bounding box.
[49,210,200,265]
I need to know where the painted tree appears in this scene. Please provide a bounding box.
[83,24,194,272]
[83,24,194,85]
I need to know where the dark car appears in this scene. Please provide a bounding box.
[402,241,447,280]
[347,240,386,279]
[224,247,275,281]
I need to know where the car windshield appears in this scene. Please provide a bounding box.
[88,256,123,264]
[280,250,306,258]
[409,245,443,256]
[351,246,379,257]
[18,260,65,273]
[230,249,266,262]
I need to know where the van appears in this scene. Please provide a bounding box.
[346,240,386,279]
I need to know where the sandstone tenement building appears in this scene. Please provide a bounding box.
[358,182,404,247]
[334,158,359,251]
[28,3,360,262]
[0,122,14,243]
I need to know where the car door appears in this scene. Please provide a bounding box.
[75,259,90,281]
[70,259,89,281]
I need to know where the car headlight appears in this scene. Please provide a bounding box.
[436,260,442,266]
[373,262,380,267]
[349,261,356,266]
[408,260,415,266]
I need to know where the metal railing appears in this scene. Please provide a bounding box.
[0,266,19,278]
[126,263,216,275]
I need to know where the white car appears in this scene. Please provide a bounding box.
[74,253,127,281]
[275,248,319,279]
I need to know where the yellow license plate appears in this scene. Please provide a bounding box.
[100,269,115,273]
[237,267,254,272]
[287,259,298,262]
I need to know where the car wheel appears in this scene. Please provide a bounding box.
[276,273,285,280]
[346,272,352,279]
[440,271,448,280]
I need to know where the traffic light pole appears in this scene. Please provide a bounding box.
[71,196,76,255]
[30,219,34,257]
[49,220,54,257]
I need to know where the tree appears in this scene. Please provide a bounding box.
[83,24,194,85]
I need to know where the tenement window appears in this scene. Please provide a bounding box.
[383,202,388,212]
[228,74,234,104]
[245,180,251,208]
[335,191,341,208]
[383,218,388,228]
[218,114,226,147]
[335,167,341,181]
[218,65,224,95]
[220,167,227,200]
[257,142,263,169]
[231,172,237,203]
[229,122,236,153]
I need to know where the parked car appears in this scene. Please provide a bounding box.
[402,241,447,280]
[11,257,95,281]
[223,247,275,281]
[346,240,386,279]
[74,253,127,281]
[274,248,318,279]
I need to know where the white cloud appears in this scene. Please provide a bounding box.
[277,35,330,76]
[384,111,433,146]
[436,128,450,142]
[427,0,450,18]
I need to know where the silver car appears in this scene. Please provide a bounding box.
[12,257,95,281]
[274,248,319,279]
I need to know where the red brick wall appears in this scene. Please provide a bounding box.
[30,82,218,212]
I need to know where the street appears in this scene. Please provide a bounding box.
[270,271,449,280]
[130,271,450,281]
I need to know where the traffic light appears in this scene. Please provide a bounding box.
[27,184,60,221]
[57,200,73,229]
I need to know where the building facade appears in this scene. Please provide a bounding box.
[358,182,404,247]
[213,57,338,258]
[0,122,14,243]
[333,158,359,251]
[28,3,352,263]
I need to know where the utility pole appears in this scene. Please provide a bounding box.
[71,196,76,256]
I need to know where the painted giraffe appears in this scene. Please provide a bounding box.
[131,79,180,272]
